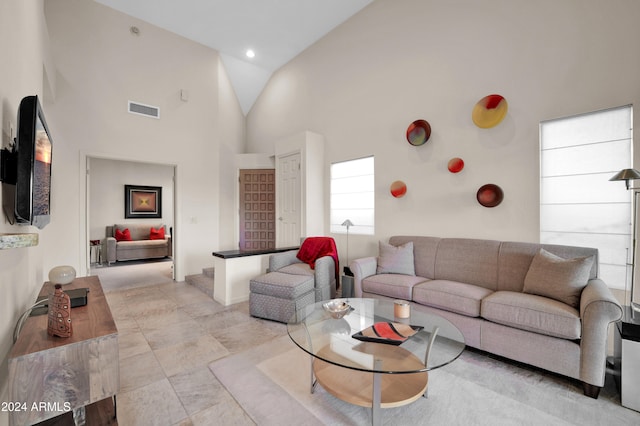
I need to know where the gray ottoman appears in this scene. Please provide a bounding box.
[250,271,315,323]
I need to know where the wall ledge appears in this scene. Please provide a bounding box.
[0,233,38,249]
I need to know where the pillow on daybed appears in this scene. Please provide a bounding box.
[523,248,594,309]
[150,226,165,240]
[377,241,415,276]
[115,228,132,242]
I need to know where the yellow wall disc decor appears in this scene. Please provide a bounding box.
[472,94,508,128]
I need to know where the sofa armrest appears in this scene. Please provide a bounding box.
[313,256,337,300]
[350,257,378,298]
[103,237,116,264]
[269,250,301,272]
[579,278,623,387]
[165,235,172,257]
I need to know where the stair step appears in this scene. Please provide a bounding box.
[202,267,214,279]
[186,273,214,299]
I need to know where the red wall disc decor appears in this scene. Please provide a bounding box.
[390,180,407,198]
[406,120,431,146]
[472,94,508,128]
[476,184,504,207]
[448,157,465,173]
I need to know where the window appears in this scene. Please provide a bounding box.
[540,105,633,290]
[330,156,374,235]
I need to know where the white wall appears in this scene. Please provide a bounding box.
[43,0,245,280]
[0,0,50,415]
[0,0,245,406]
[246,0,640,266]
[88,157,175,241]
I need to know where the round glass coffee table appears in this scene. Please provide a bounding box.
[287,298,465,426]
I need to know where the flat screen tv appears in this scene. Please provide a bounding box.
[14,95,53,229]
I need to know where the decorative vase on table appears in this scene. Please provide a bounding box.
[47,284,73,338]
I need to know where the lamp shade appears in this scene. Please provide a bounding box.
[609,168,640,182]
[341,219,354,228]
[48,265,76,285]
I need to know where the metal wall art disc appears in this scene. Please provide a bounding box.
[476,184,504,207]
[390,180,407,198]
[448,157,465,173]
[406,120,431,146]
[472,94,508,128]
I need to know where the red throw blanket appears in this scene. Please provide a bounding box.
[296,237,340,288]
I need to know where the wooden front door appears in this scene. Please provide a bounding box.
[239,169,276,250]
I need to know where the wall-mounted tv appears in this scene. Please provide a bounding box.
[0,95,53,229]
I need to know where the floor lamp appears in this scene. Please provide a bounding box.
[341,219,353,276]
[610,168,640,312]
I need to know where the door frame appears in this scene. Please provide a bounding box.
[79,151,178,279]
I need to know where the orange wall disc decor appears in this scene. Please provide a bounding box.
[448,157,464,173]
[472,94,508,128]
[390,180,407,198]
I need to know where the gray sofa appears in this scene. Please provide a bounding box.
[350,236,623,398]
[104,224,172,264]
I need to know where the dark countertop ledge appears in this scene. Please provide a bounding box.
[212,246,299,259]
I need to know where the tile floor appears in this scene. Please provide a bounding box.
[98,264,287,425]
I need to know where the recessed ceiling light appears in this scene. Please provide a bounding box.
[245,49,255,58]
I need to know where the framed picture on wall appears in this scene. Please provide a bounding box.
[125,185,162,219]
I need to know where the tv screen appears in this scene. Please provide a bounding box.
[15,95,53,229]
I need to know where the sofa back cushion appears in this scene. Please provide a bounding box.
[497,241,598,292]
[434,238,501,290]
[377,241,415,275]
[389,236,441,279]
[114,224,165,241]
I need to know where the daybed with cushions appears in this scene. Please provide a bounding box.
[350,236,623,398]
[104,223,172,264]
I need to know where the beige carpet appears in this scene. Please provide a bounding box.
[210,335,640,426]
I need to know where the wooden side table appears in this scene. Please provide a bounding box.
[614,306,640,412]
[8,276,119,425]
[89,240,102,265]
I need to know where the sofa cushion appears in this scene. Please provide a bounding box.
[481,291,581,340]
[115,228,131,241]
[250,272,314,299]
[150,226,165,240]
[116,239,169,250]
[115,224,164,241]
[362,274,428,300]
[523,249,594,309]
[413,280,494,317]
[278,262,314,276]
[389,236,441,279]
[434,238,500,290]
[377,241,415,275]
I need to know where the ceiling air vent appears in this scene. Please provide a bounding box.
[128,101,160,119]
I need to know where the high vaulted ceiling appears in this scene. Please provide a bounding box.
[94,0,373,114]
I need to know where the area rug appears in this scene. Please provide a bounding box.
[209,335,640,425]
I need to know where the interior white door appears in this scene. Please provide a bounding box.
[276,151,302,247]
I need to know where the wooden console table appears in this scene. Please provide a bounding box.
[8,276,119,425]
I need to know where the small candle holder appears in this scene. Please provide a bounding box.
[394,300,410,319]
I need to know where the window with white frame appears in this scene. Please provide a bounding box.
[330,156,375,235]
[540,105,633,291]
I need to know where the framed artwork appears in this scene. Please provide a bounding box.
[125,185,162,219]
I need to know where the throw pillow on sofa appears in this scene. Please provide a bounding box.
[150,226,165,240]
[377,241,415,276]
[115,228,132,242]
[523,248,594,309]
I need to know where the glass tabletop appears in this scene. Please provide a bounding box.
[287,298,465,374]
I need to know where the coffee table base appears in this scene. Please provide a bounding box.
[313,356,428,426]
